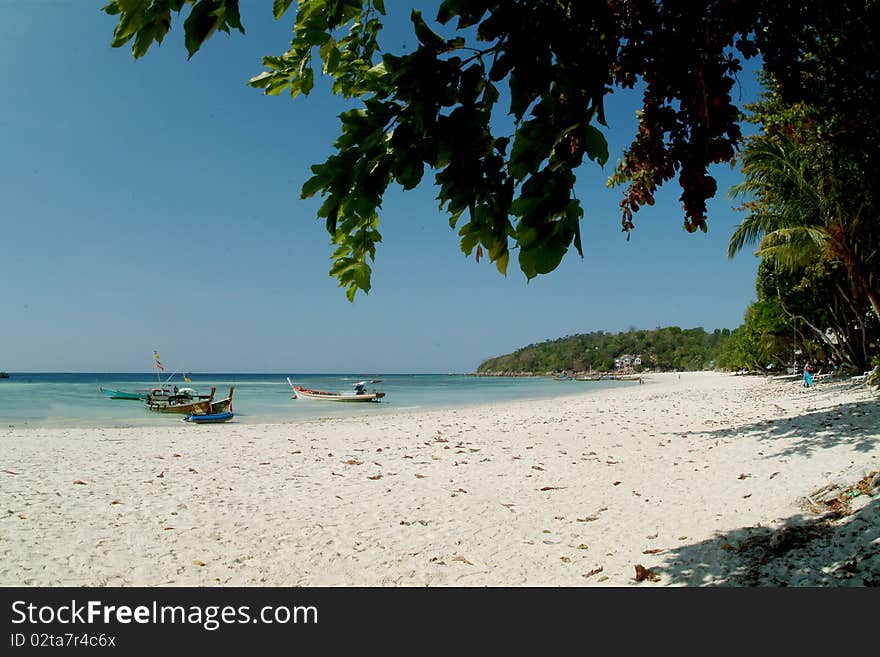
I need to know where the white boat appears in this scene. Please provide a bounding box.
[287,377,385,402]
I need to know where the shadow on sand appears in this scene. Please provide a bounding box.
[639,390,880,586]
[692,397,879,460]
[651,494,878,586]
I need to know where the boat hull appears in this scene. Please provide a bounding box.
[100,386,148,400]
[147,398,212,414]
[147,397,232,414]
[184,411,234,423]
[292,386,385,402]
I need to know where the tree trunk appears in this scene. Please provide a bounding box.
[831,227,880,324]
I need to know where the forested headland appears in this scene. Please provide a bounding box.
[477,327,729,374]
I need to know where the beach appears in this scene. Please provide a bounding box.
[1,371,877,587]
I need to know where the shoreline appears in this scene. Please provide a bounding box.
[1,371,877,586]
[0,375,632,433]
[1,379,640,434]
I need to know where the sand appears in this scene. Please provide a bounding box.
[1,371,877,586]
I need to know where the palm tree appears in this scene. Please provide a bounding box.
[729,133,880,322]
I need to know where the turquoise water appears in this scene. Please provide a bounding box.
[0,373,633,428]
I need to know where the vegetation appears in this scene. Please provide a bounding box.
[725,70,880,372]
[101,2,879,372]
[714,299,790,373]
[101,1,878,300]
[477,327,729,374]
[729,89,880,323]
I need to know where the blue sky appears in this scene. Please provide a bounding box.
[0,2,761,373]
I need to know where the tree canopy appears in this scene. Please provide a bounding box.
[103,1,879,299]
[478,327,728,374]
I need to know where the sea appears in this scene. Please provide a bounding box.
[0,373,634,429]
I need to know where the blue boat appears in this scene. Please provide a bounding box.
[183,411,234,423]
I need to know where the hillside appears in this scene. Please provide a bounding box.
[477,327,730,373]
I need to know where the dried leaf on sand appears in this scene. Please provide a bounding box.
[634,564,660,582]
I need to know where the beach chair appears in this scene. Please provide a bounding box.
[851,366,878,385]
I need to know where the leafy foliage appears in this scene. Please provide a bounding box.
[715,300,790,372]
[103,1,879,300]
[717,258,879,373]
[478,327,729,374]
[726,68,880,371]
[729,87,880,322]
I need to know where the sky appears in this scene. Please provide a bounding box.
[0,2,763,373]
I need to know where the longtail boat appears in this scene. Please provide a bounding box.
[146,386,234,414]
[287,377,385,402]
[99,386,149,400]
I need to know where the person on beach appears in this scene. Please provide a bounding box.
[830,358,841,379]
[803,362,814,388]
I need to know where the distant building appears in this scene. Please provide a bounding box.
[615,354,641,370]
[614,354,645,371]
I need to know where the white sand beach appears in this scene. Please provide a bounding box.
[1,371,877,587]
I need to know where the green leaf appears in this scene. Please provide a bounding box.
[107,0,148,15]
[224,0,244,33]
[494,248,509,276]
[103,2,123,16]
[583,125,609,167]
[301,173,328,199]
[183,0,222,59]
[298,67,314,95]
[395,151,425,190]
[411,9,445,50]
[519,236,567,279]
[565,201,584,256]
[510,132,544,181]
[273,0,294,20]
[351,261,372,293]
[112,10,145,47]
[436,0,461,24]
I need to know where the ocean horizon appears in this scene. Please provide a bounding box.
[0,372,634,429]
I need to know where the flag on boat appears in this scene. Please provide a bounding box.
[153,350,165,372]
[183,372,191,382]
